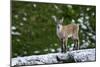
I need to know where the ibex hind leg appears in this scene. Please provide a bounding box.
[77,39,79,50]
[75,39,79,50]
[72,40,75,50]
[73,39,79,50]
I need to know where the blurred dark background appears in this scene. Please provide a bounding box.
[11,1,96,58]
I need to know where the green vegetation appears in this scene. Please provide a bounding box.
[11,1,96,58]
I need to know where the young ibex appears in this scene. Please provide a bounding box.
[52,16,79,53]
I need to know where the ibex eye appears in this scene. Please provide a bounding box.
[58,26,59,29]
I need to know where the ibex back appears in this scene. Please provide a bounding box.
[52,16,79,53]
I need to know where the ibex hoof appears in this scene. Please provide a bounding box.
[61,50,67,53]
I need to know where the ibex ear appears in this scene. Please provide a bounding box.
[60,17,64,23]
[52,15,58,23]
[52,16,57,22]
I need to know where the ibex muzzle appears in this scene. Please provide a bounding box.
[52,16,79,53]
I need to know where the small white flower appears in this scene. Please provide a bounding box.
[33,4,36,8]
[67,5,72,8]
[50,48,55,52]
[44,49,48,52]
[14,14,18,18]
[20,23,24,26]
[86,8,90,11]
[24,51,27,54]
[22,17,27,21]
[34,51,40,53]
[12,26,16,30]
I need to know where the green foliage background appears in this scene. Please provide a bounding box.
[12,1,96,58]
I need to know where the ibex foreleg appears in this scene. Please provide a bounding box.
[61,39,64,53]
[61,38,67,53]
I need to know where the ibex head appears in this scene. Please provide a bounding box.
[52,16,64,30]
